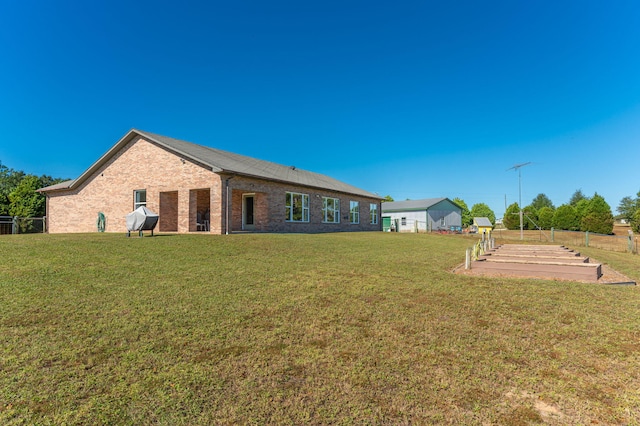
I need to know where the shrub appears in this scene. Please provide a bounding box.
[538,206,555,230]
[553,204,579,231]
[580,194,614,234]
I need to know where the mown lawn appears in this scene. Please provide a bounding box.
[1,232,639,425]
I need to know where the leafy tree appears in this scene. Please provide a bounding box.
[552,204,579,231]
[579,193,614,234]
[1,162,66,220]
[452,197,472,227]
[537,206,555,230]
[575,198,590,223]
[470,203,496,226]
[382,195,394,202]
[569,189,587,206]
[617,191,640,222]
[0,162,25,215]
[530,193,555,211]
[503,202,520,230]
[8,175,46,218]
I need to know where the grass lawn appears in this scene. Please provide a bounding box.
[1,232,639,425]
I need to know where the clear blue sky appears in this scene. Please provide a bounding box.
[2,0,639,218]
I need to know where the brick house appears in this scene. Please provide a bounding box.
[39,129,383,234]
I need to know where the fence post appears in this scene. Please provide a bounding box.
[551,227,554,242]
[585,231,589,247]
[628,231,633,253]
[43,216,47,233]
[465,248,471,269]
[12,216,17,234]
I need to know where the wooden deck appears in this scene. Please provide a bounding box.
[472,244,603,282]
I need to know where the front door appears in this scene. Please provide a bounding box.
[242,194,255,230]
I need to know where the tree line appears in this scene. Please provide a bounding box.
[500,190,616,234]
[449,190,637,236]
[455,189,640,235]
[0,162,67,218]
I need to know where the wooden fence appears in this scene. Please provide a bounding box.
[0,216,46,235]
[489,228,637,254]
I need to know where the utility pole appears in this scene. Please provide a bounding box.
[507,162,531,240]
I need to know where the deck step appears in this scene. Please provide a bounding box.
[479,254,590,263]
[472,244,602,282]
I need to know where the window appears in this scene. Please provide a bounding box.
[134,189,146,209]
[350,201,359,224]
[441,217,446,227]
[401,217,407,226]
[370,203,378,224]
[285,192,309,222]
[322,197,340,223]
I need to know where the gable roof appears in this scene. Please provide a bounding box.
[473,217,493,227]
[381,198,461,212]
[39,129,381,199]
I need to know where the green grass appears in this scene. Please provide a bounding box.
[1,232,639,425]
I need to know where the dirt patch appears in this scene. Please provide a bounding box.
[505,390,565,421]
[613,224,632,236]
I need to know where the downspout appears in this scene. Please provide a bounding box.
[44,193,49,233]
[225,176,234,235]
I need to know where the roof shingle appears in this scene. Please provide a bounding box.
[40,129,381,199]
[381,198,450,212]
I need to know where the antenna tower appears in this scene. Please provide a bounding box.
[506,162,532,240]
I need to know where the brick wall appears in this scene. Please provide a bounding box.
[225,175,382,233]
[46,137,222,233]
[45,136,381,234]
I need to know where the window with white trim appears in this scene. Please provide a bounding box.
[370,203,378,224]
[134,189,146,209]
[285,192,309,222]
[350,201,359,224]
[322,197,340,223]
